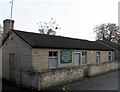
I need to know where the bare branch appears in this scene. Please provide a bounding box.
[94,23,120,43]
[37,18,60,35]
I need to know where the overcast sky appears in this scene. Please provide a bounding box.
[0,0,119,41]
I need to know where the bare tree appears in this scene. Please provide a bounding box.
[94,23,120,43]
[37,18,60,35]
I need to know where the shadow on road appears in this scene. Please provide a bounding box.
[2,79,34,92]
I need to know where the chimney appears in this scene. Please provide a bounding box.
[3,19,14,36]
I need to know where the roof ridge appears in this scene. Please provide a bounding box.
[12,29,91,42]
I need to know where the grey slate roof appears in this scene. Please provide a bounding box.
[2,30,114,51]
[97,40,120,51]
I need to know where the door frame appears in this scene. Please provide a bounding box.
[74,52,82,66]
[9,53,15,81]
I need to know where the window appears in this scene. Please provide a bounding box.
[49,51,57,57]
[96,52,100,63]
[49,51,58,69]
[82,52,87,64]
[108,52,112,61]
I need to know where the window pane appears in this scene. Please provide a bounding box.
[53,52,57,56]
[82,52,87,56]
[49,52,52,56]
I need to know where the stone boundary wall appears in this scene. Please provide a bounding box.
[38,67,83,90]
[17,61,119,90]
[88,61,119,77]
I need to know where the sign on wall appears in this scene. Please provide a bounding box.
[60,49,72,63]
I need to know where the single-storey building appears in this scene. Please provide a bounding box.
[2,19,115,82]
[97,40,120,62]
